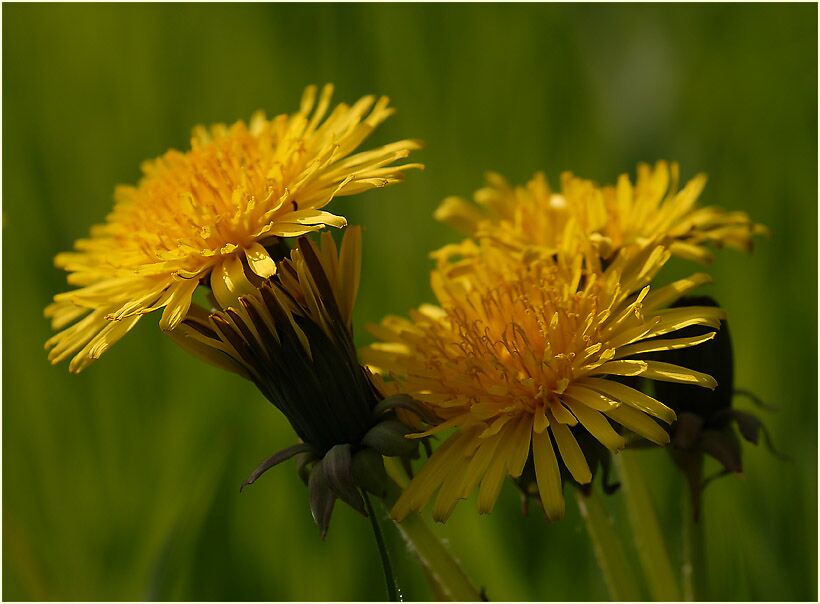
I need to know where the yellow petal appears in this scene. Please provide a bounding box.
[279,208,348,228]
[478,446,510,514]
[614,331,716,359]
[582,377,675,424]
[595,359,649,377]
[457,434,502,501]
[551,402,578,426]
[533,430,564,520]
[431,440,476,522]
[668,241,714,264]
[533,404,549,433]
[479,414,513,438]
[640,360,718,389]
[69,314,142,373]
[159,278,199,331]
[165,323,250,379]
[563,398,626,451]
[550,418,592,484]
[507,416,534,478]
[210,255,258,310]
[264,223,325,238]
[605,405,669,446]
[641,273,712,311]
[337,226,362,325]
[434,196,486,235]
[244,242,277,279]
[391,434,467,522]
[645,306,725,338]
[563,384,620,412]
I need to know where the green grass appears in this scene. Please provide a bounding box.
[3,4,817,600]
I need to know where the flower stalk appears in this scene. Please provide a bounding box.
[616,452,682,601]
[681,491,706,601]
[363,490,400,601]
[574,490,642,601]
[383,459,482,601]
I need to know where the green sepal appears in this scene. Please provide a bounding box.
[724,408,789,459]
[323,444,366,516]
[373,393,438,425]
[734,388,779,411]
[351,448,390,498]
[308,458,336,539]
[699,429,742,473]
[240,443,314,492]
[296,451,316,486]
[729,409,762,444]
[362,419,418,458]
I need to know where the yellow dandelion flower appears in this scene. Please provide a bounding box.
[363,241,725,522]
[46,84,422,372]
[434,161,766,265]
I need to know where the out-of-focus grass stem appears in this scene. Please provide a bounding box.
[616,452,682,601]
[574,490,643,601]
[383,458,482,601]
[682,492,707,601]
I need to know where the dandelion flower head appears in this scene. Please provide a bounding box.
[46,84,421,372]
[364,240,725,521]
[434,161,766,266]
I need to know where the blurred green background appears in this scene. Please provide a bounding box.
[3,3,817,601]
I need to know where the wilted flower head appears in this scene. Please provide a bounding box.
[434,161,766,266]
[46,84,421,372]
[364,239,725,522]
[170,228,427,537]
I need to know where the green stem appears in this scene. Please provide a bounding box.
[382,459,482,601]
[574,490,643,601]
[681,493,706,601]
[615,452,682,601]
[364,490,400,601]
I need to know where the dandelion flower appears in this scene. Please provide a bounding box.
[46,84,422,372]
[169,228,428,537]
[434,161,766,265]
[364,241,725,521]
